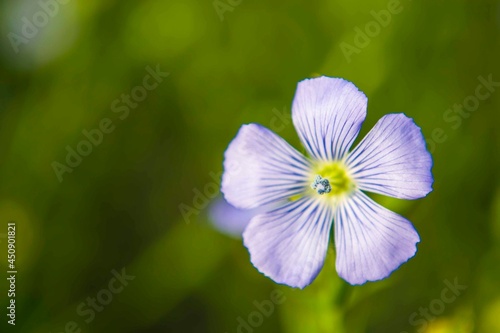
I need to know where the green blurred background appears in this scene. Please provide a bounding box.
[0,0,499,332]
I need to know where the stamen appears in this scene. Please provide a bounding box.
[311,175,332,195]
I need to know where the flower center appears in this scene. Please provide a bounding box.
[310,161,354,197]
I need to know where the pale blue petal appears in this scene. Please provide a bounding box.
[208,197,275,238]
[346,113,433,199]
[334,190,420,285]
[222,124,311,209]
[292,76,367,161]
[208,197,256,238]
[243,197,333,289]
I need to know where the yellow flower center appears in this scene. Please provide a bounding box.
[310,161,355,198]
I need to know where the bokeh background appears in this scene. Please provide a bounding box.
[0,0,499,332]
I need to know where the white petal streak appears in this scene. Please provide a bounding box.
[334,190,420,285]
[243,197,333,289]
